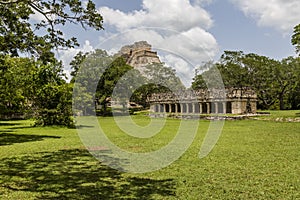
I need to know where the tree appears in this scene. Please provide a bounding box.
[285,57,300,109]
[130,63,186,108]
[0,55,74,126]
[130,83,166,108]
[0,0,103,61]
[0,0,103,126]
[242,53,281,109]
[96,56,134,115]
[26,60,74,127]
[192,61,227,90]
[70,51,88,83]
[71,51,186,114]
[22,59,74,127]
[0,55,35,117]
[71,50,133,116]
[141,63,185,91]
[192,51,298,110]
[273,57,298,110]
[291,24,300,55]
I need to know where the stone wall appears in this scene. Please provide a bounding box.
[119,41,152,55]
[127,50,161,68]
[118,41,161,68]
[148,88,257,115]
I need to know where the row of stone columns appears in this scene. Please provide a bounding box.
[151,102,229,114]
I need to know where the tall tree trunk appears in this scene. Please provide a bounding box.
[279,95,285,110]
[279,86,287,110]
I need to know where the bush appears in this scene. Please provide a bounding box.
[34,109,75,128]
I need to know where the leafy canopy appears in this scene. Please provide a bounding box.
[292,24,300,55]
[192,51,300,110]
[0,0,103,61]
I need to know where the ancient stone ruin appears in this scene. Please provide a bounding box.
[119,41,161,68]
[148,88,257,115]
[115,41,258,117]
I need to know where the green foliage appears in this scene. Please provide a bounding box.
[291,24,300,55]
[192,61,225,89]
[192,51,300,110]
[34,84,74,127]
[70,51,89,82]
[0,0,104,126]
[0,55,35,116]
[0,0,103,61]
[31,62,74,127]
[142,63,185,90]
[130,83,164,108]
[72,50,185,114]
[0,55,74,127]
[97,57,133,100]
[72,50,133,115]
[130,63,186,108]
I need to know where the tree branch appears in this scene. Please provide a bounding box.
[0,0,22,4]
[28,2,56,43]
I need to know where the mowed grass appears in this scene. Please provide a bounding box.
[0,114,299,199]
[256,110,300,121]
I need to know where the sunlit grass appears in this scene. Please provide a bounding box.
[255,110,300,122]
[0,114,299,199]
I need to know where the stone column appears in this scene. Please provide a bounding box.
[169,104,172,113]
[186,103,190,113]
[222,102,226,114]
[180,103,184,113]
[214,102,218,114]
[159,104,164,113]
[175,103,178,113]
[164,104,167,113]
[199,103,203,114]
[150,104,155,112]
[207,103,210,114]
[192,103,196,113]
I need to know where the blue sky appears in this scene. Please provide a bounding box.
[53,0,299,85]
[204,0,296,59]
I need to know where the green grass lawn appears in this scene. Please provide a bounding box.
[255,110,300,121]
[0,114,299,199]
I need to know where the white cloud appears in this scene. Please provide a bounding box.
[162,27,218,63]
[96,27,218,87]
[30,12,45,22]
[100,0,213,32]
[192,0,214,6]
[230,0,300,33]
[161,54,194,86]
[57,40,94,81]
[30,9,56,22]
[97,0,219,86]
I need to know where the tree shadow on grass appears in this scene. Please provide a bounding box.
[0,149,176,199]
[0,130,13,133]
[0,122,20,126]
[0,132,61,146]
